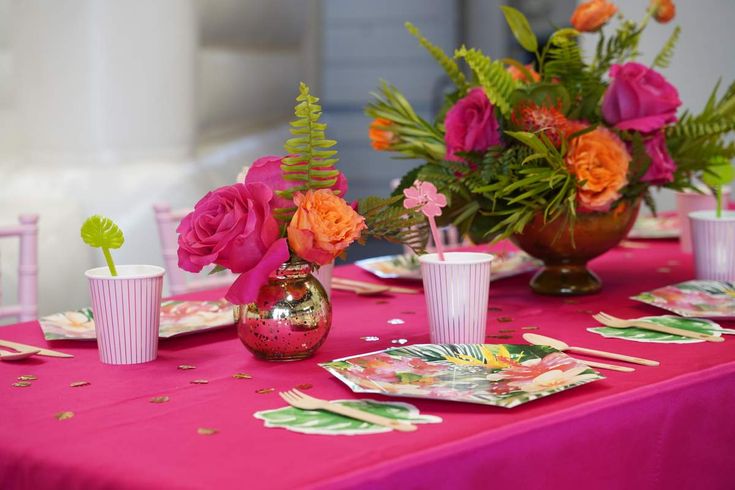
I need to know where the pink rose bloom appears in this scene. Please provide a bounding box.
[177,182,290,304]
[244,155,349,209]
[602,62,681,133]
[444,87,501,161]
[641,132,676,185]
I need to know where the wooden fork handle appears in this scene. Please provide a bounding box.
[628,321,724,343]
[568,346,660,366]
[576,359,635,372]
[318,402,417,432]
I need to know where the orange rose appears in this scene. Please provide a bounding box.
[565,126,630,212]
[507,64,541,83]
[571,0,618,32]
[287,189,367,265]
[369,118,397,151]
[650,0,675,23]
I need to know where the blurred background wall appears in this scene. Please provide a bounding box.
[0,0,732,318]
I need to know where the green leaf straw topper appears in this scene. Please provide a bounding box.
[702,157,735,218]
[81,215,124,276]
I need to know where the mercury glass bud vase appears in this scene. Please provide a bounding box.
[235,260,332,361]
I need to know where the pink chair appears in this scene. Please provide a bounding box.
[153,203,235,295]
[0,214,39,322]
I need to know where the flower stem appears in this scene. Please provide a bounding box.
[102,247,118,276]
[716,185,723,218]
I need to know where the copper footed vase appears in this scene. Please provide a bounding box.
[511,201,640,295]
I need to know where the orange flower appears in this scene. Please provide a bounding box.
[507,64,541,83]
[287,189,367,265]
[565,126,630,212]
[511,102,568,147]
[570,0,618,32]
[369,118,397,151]
[650,0,675,23]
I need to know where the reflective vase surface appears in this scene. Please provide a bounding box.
[235,260,332,361]
[511,200,640,296]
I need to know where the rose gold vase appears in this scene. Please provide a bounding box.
[235,260,332,361]
[511,201,640,295]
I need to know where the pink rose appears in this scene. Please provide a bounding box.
[177,182,290,304]
[244,155,349,209]
[444,87,501,161]
[602,62,681,133]
[641,132,676,185]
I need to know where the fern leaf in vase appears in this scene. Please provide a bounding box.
[279,82,340,202]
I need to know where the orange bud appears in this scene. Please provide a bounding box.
[369,118,397,151]
[570,0,618,32]
[650,0,675,23]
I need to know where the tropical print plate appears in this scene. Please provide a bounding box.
[588,315,725,344]
[320,344,604,409]
[39,300,235,340]
[355,251,540,281]
[628,214,680,239]
[254,399,442,435]
[632,281,735,318]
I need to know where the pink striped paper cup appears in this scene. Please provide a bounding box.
[677,188,730,253]
[419,252,493,344]
[85,265,165,365]
[313,262,334,298]
[689,210,735,281]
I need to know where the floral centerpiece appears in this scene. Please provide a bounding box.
[177,83,426,359]
[366,0,735,294]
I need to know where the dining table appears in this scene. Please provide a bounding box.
[1,239,734,490]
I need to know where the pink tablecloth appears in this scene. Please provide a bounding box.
[2,240,735,489]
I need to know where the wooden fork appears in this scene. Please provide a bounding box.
[279,389,417,432]
[593,312,724,343]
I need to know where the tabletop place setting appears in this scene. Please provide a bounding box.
[3,1,735,489]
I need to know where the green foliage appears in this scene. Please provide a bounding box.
[591,20,644,77]
[454,47,516,116]
[405,22,468,93]
[80,215,124,276]
[280,82,340,201]
[500,6,538,53]
[357,195,430,254]
[652,26,681,69]
[365,82,445,161]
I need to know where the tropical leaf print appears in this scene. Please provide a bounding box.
[253,399,442,435]
[588,316,724,344]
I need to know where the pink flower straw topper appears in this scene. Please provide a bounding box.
[403,180,448,260]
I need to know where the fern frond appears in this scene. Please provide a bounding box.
[454,47,516,116]
[405,22,468,93]
[358,195,429,254]
[280,82,340,202]
[652,26,681,69]
[666,117,735,140]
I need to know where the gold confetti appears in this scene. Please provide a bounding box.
[521,326,540,330]
[657,267,671,273]
[55,411,74,420]
[177,364,196,370]
[12,382,31,388]
[487,307,503,312]
[667,259,679,266]
[70,381,90,388]
[150,396,170,403]
[563,299,580,304]
[487,334,513,339]
[400,311,416,315]
[197,427,218,436]
[232,373,252,379]
[295,383,313,390]
[190,379,209,385]
[576,309,596,315]
[255,388,275,394]
[499,329,515,333]
[497,317,513,323]
[18,375,37,381]
[375,300,389,305]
